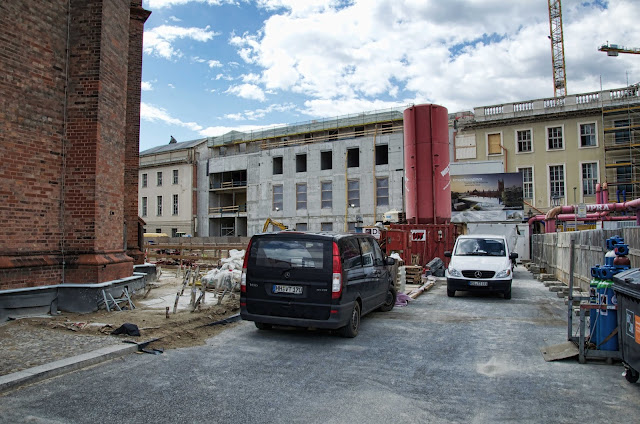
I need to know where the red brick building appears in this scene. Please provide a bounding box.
[0,1,150,291]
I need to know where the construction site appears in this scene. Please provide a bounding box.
[1,0,640,418]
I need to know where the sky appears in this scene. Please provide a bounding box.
[139,0,640,152]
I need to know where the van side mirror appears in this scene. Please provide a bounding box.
[510,252,518,260]
[385,257,396,266]
[444,251,452,258]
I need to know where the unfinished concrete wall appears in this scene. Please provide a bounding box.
[531,227,640,290]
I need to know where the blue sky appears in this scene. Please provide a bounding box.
[139,0,640,151]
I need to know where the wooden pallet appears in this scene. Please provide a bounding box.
[404,266,423,285]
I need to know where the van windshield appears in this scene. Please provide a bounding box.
[454,238,506,257]
[253,239,326,269]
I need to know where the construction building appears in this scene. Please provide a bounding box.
[453,84,640,217]
[200,110,406,237]
[139,138,207,237]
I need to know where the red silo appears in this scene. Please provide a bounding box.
[403,104,451,224]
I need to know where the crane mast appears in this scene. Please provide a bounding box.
[548,0,567,98]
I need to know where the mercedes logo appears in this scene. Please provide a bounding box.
[284,271,290,279]
[474,271,483,278]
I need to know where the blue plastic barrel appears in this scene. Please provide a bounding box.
[598,280,619,351]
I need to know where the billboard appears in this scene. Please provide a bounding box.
[451,172,524,222]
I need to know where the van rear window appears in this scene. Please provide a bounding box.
[253,239,326,269]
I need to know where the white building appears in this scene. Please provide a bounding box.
[138,137,207,236]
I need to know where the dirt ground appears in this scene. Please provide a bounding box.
[4,271,242,353]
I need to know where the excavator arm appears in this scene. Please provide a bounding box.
[263,218,288,232]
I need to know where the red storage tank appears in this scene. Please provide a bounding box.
[403,104,451,224]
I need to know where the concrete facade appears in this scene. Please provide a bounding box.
[202,111,406,237]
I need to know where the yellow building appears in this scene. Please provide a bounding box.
[453,84,640,216]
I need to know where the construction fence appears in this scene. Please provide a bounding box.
[531,226,640,291]
[145,236,250,268]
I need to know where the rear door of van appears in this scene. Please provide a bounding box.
[245,234,333,320]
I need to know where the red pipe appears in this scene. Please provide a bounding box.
[596,183,602,204]
[545,197,640,220]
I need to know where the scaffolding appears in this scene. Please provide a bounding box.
[602,84,640,201]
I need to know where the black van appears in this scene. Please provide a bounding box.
[240,232,397,337]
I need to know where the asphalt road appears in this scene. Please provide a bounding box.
[1,267,639,423]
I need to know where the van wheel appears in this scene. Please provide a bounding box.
[340,302,361,338]
[379,287,397,312]
[504,282,512,300]
[624,368,639,383]
[447,289,455,297]
[255,322,272,330]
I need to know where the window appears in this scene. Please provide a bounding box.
[347,148,359,168]
[141,197,148,217]
[341,237,361,269]
[616,161,633,197]
[358,238,376,267]
[157,171,163,186]
[487,133,502,155]
[614,120,630,144]
[155,228,161,234]
[272,185,283,211]
[296,183,307,210]
[142,173,148,188]
[516,129,532,153]
[580,123,597,147]
[172,194,179,215]
[347,222,357,232]
[273,157,283,175]
[321,222,333,232]
[157,196,163,216]
[172,169,179,184]
[171,228,178,237]
[321,181,332,209]
[348,179,360,207]
[296,154,307,172]
[520,168,533,199]
[376,177,389,206]
[354,126,364,137]
[455,134,477,159]
[320,151,332,170]
[549,165,565,199]
[328,129,338,141]
[547,126,563,150]
[581,163,598,196]
[296,223,308,231]
[381,123,393,134]
[375,144,388,165]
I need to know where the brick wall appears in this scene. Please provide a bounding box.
[0,0,150,289]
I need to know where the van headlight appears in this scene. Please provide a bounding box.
[495,268,511,278]
[448,267,462,277]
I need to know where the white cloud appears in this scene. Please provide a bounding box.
[199,123,280,138]
[144,25,219,60]
[225,84,267,101]
[141,81,154,91]
[168,16,182,22]
[229,0,640,113]
[223,103,296,120]
[215,73,234,81]
[141,103,203,132]
[208,60,223,68]
[147,0,246,8]
[168,83,176,89]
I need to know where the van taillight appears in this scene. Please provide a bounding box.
[331,242,342,299]
[241,239,252,293]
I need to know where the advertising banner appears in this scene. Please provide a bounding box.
[451,173,524,223]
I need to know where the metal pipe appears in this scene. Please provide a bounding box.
[544,197,640,220]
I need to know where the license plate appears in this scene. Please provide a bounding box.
[469,281,488,287]
[272,284,303,295]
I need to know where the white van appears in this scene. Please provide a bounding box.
[444,235,518,299]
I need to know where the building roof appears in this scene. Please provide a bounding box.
[140,137,207,156]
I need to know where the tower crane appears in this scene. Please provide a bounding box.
[599,43,640,56]
[548,0,567,97]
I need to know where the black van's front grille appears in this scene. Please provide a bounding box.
[247,301,330,320]
[462,270,495,279]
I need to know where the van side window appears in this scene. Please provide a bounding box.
[341,238,362,269]
[358,238,375,267]
[371,240,384,265]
